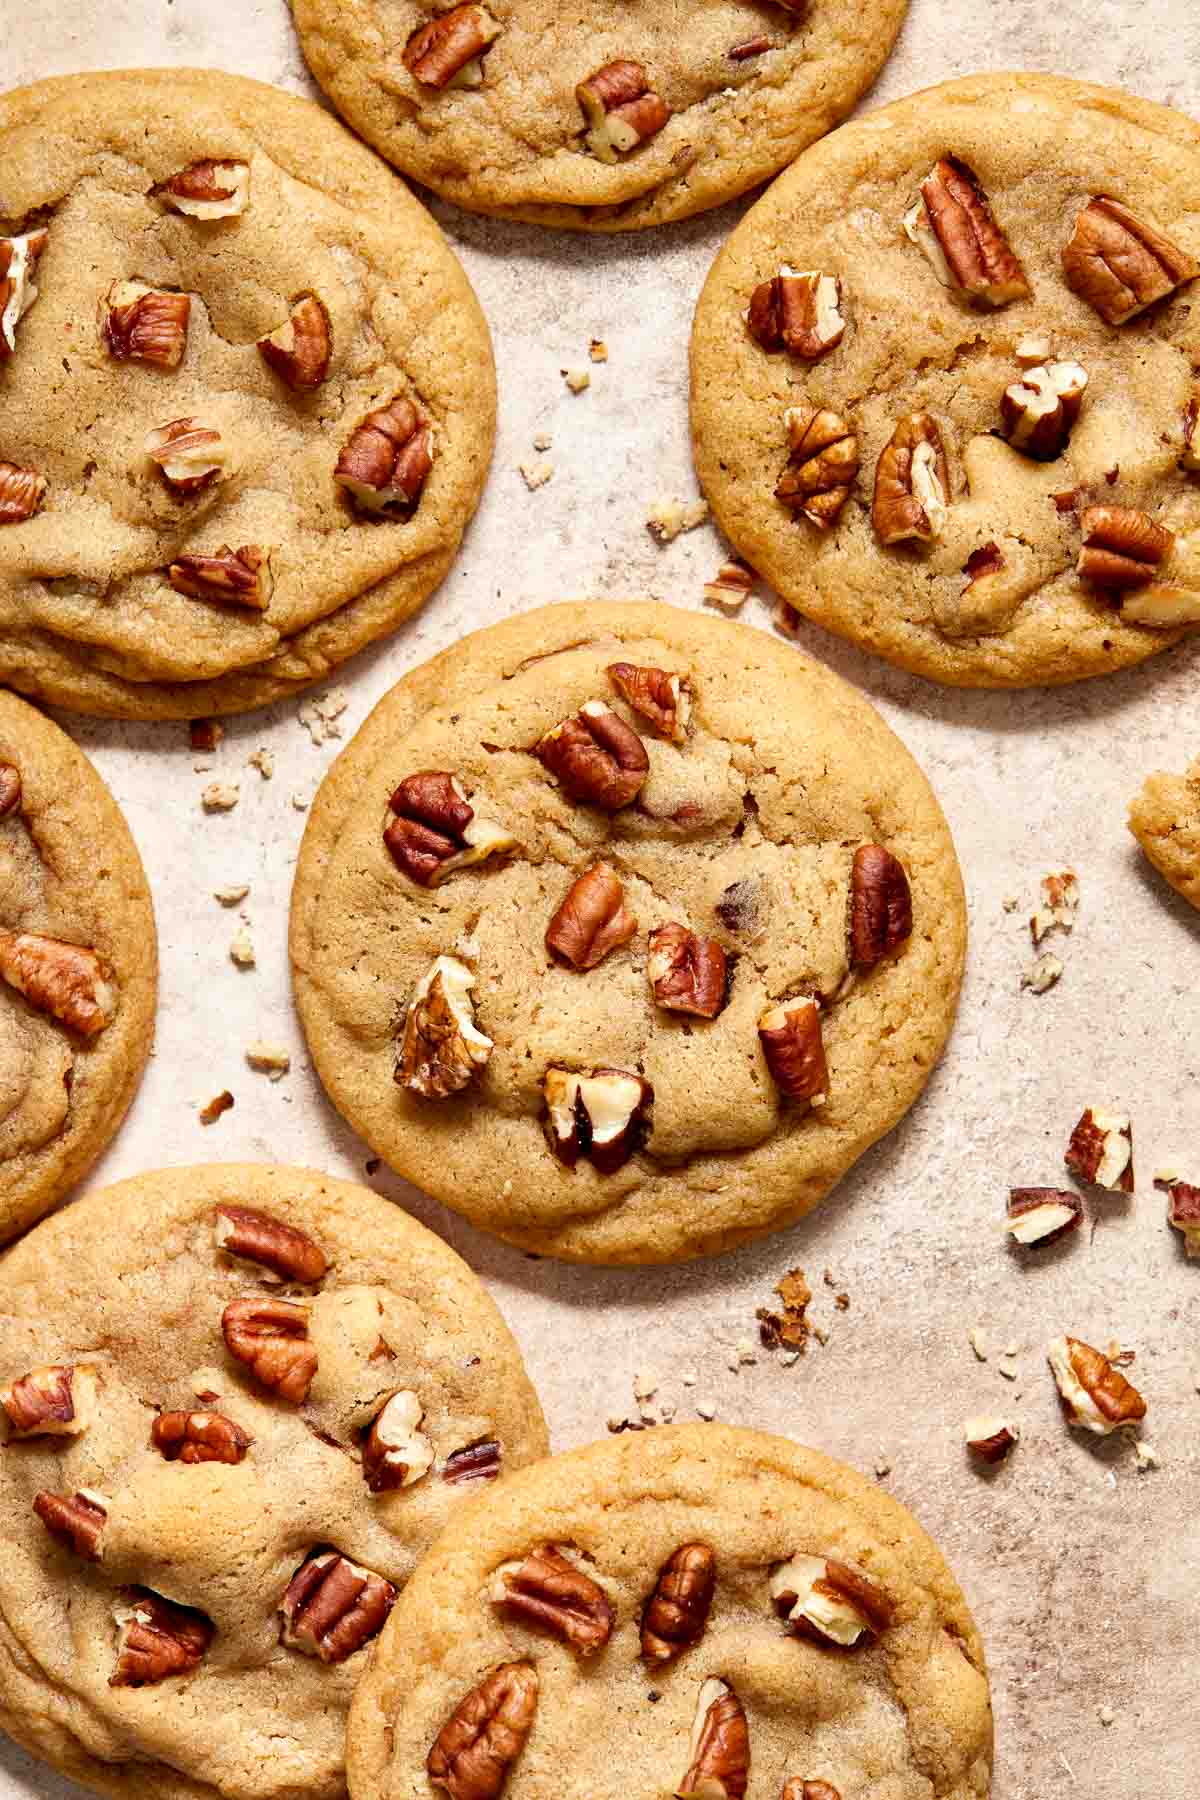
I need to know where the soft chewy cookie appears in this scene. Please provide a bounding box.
[290,601,965,1264]
[291,0,909,232]
[347,1425,994,1800]
[1129,755,1200,911]
[0,69,495,718]
[0,1164,548,1800]
[690,73,1200,687]
[0,691,156,1243]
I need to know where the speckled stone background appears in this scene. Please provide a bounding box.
[2,4,1198,1797]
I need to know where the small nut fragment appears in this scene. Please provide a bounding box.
[158,160,250,219]
[1120,584,1200,627]
[0,764,20,817]
[386,772,516,887]
[427,1662,539,1800]
[1183,395,1200,472]
[404,4,502,88]
[543,1066,653,1173]
[0,930,115,1036]
[152,1410,253,1465]
[607,661,691,742]
[1062,197,1199,325]
[0,1364,99,1440]
[758,997,827,1103]
[905,159,1030,306]
[546,863,638,971]
[281,1550,397,1662]
[1158,1176,1200,1256]
[1077,505,1172,592]
[536,701,649,811]
[111,1591,214,1686]
[362,1390,435,1493]
[492,1544,614,1655]
[729,35,772,61]
[577,60,671,163]
[0,461,47,525]
[214,1204,328,1283]
[703,562,755,610]
[776,406,859,528]
[1001,362,1088,461]
[397,956,494,1099]
[1030,870,1080,944]
[1047,1335,1147,1434]
[335,396,434,514]
[873,413,950,545]
[33,1489,108,1559]
[963,1418,1019,1464]
[0,229,48,359]
[257,295,332,391]
[747,269,846,360]
[101,281,190,368]
[782,1785,841,1800]
[770,1554,894,1646]
[1065,1107,1134,1192]
[648,924,728,1019]
[642,1543,716,1662]
[443,1439,503,1484]
[145,417,228,495]
[849,845,913,968]
[169,545,272,611]
[221,1296,317,1402]
[677,1678,749,1800]
[1005,1188,1084,1247]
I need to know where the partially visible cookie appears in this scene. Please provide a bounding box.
[291,0,909,231]
[0,69,495,717]
[347,1424,994,1800]
[1129,755,1200,910]
[0,691,156,1242]
[690,73,1200,687]
[0,1165,549,1800]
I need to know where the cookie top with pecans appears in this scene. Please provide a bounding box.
[0,1164,547,1800]
[1128,752,1200,913]
[691,72,1200,686]
[0,688,156,1243]
[347,1425,994,1800]
[291,600,965,1264]
[292,0,908,232]
[0,68,494,718]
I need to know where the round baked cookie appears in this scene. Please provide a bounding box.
[690,73,1200,687]
[0,69,495,718]
[290,0,909,232]
[1129,755,1200,910]
[0,690,156,1244]
[290,600,966,1264]
[0,1164,549,1800]
[347,1424,994,1800]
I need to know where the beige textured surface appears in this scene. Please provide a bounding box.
[1128,754,1200,909]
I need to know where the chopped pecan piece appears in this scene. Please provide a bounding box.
[758,998,827,1103]
[33,1489,108,1560]
[1120,584,1200,627]
[335,395,434,514]
[281,1550,397,1661]
[648,923,728,1019]
[849,845,913,967]
[776,406,859,528]
[1047,1335,1147,1434]
[168,544,272,610]
[1001,361,1088,460]
[158,159,250,219]
[1077,506,1172,592]
[703,561,755,610]
[0,1363,99,1439]
[385,772,514,887]
[443,1439,503,1484]
[1160,1176,1200,1255]
[427,1662,539,1800]
[543,1066,652,1172]
[642,1543,716,1662]
[607,661,691,742]
[536,701,649,811]
[771,1553,894,1646]
[145,417,228,495]
[577,60,671,162]
[101,281,190,367]
[963,1417,1019,1464]
[0,461,47,525]
[0,763,20,817]
[362,1390,435,1492]
[1062,197,1199,324]
[152,1410,253,1465]
[214,1204,329,1283]
[493,1544,614,1655]
[404,4,502,88]
[397,955,494,1099]
[221,1296,317,1402]
[1005,1188,1084,1247]
[546,862,638,971]
[257,295,331,391]
[1183,395,1200,472]
[873,413,950,545]
[747,269,845,360]
[0,931,114,1036]
[1065,1106,1134,1192]
[111,1590,214,1686]
[677,1679,749,1800]
[0,229,48,358]
[729,35,772,60]
[905,159,1030,306]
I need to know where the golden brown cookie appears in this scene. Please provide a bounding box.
[1128,754,1200,910]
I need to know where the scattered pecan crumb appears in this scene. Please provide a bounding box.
[520,458,554,490]
[229,929,255,969]
[291,789,312,811]
[247,748,274,780]
[214,885,249,906]
[589,339,608,363]
[199,1090,235,1125]
[703,561,755,610]
[563,367,591,393]
[201,782,239,812]
[757,1268,812,1352]
[1021,951,1063,994]
[647,497,710,543]
[246,1042,291,1080]
[532,433,552,452]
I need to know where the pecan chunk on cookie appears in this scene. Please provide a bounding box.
[145,417,228,495]
[492,1544,614,1655]
[546,863,638,971]
[214,1204,329,1283]
[607,661,691,741]
[648,924,728,1019]
[257,294,332,391]
[385,773,516,887]
[904,158,1030,307]
[0,229,48,359]
[849,845,913,967]
[33,1489,108,1561]
[404,4,502,89]
[168,544,272,610]
[543,1067,652,1172]
[221,1296,318,1402]
[0,930,115,1036]
[642,1543,716,1662]
[771,1553,894,1646]
[112,1591,214,1686]
[427,1662,539,1800]
[747,270,845,360]
[758,999,828,1103]
[152,1410,253,1465]
[1062,197,1199,324]
[0,1363,99,1439]
[281,1550,397,1661]
[577,60,671,163]
[0,763,21,817]
[1077,506,1172,593]
[398,955,494,1098]
[157,159,250,218]
[0,462,47,524]
[775,407,859,528]
[873,414,950,545]
[536,701,649,810]
[1001,361,1088,460]
[100,282,190,367]
[443,1439,503,1484]
[362,1390,435,1492]
[335,396,434,514]
[1047,1335,1146,1434]
[678,1679,750,1800]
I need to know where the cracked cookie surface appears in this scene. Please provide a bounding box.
[690,73,1200,686]
[0,69,495,718]
[0,1164,548,1800]
[0,690,156,1243]
[347,1424,993,1800]
[1128,755,1200,911]
[289,601,965,1264]
[291,0,909,232]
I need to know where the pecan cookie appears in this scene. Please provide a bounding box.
[347,1425,993,1800]
[290,0,909,231]
[0,690,156,1243]
[0,1165,548,1800]
[0,69,495,717]
[1128,754,1200,911]
[690,73,1200,686]
[290,601,965,1264]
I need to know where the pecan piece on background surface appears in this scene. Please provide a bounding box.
[0,763,21,817]
[0,461,47,524]
[144,417,228,494]
[335,395,434,514]
[0,229,48,358]
[158,159,250,218]
[0,1363,99,1439]
[385,772,516,887]
[906,159,1030,306]
[747,269,845,360]
[1076,506,1172,592]
[281,1550,397,1661]
[1001,361,1088,460]
[648,923,728,1019]
[397,955,494,1098]
[873,413,950,545]
[1005,1188,1084,1247]
[758,998,827,1103]
[362,1389,435,1493]
[152,1410,253,1465]
[1159,1174,1200,1256]
[111,1590,214,1686]
[443,1440,503,1484]
[703,562,755,610]
[1065,1106,1134,1192]
[775,406,859,528]
[168,544,272,610]
[1062,197,1199,324]
[257,295,332,391]
[642,1543,716,1662]
[607,661,691,741]
[577,60,671,162]
[677,1678,749,1800]
[849,845,913,967]
[543,1067,653,1172]
[221,1296,317,1402]
[546,862,638,971]
[404,3,502,88]
[101,282,190,367]
[771,1553,894,1646]
[33,1489,108,1560]
[1047,1335,1147,1434]
[427,1661,539,1800]
[536,701,649,810]
[493,1543,614,1655]
[0,930,115,1036]
[214,1203,329,1283]
[963,1418,1019,1464]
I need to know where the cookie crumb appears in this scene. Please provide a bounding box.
[1002,895,1019,913]
[728,1337,758,1371]
[189,719,224,754]
[519,458,554,490]
[201,782,239,812]
[589,339,608,363]
[298,688,348,746]
[246,1042,290,1080]
[758,1267,812,1352]
[1098,1705,1116,1727]
[214,884,250,906]
[647,496,709,544]
[229,928,256,969]
[291,789,312,812]
[247,747,274,780]
[198,1090,234,1125]
[1021,952,1063,994]
[562,367,590,393]
[969,1327,990,1362]
[695,1399,717,1421]
[633,1370,658,1403]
